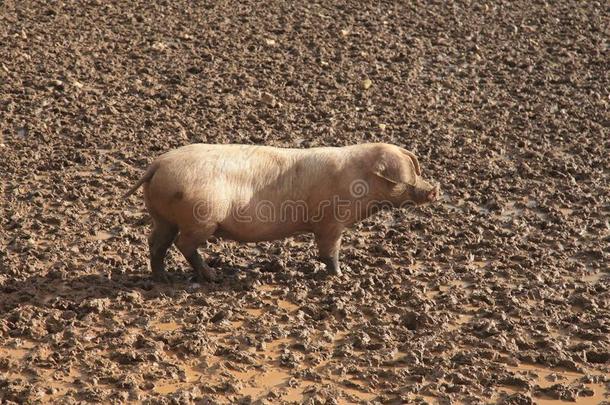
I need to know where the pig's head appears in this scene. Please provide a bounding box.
[369,145,439,207]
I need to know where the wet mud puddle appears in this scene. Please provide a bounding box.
[1,339,90,400]
[148,284,379,403]
[503,363,609,404]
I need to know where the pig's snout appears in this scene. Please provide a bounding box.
[426,184,440,202]
[412,180,440,205]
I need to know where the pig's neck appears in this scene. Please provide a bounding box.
[349,194,394,225]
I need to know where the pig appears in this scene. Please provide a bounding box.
[124,143,439,283]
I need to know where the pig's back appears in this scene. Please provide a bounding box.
[148,144,343,211]
[159,144,339,192]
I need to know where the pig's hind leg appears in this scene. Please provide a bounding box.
[175,225,218,283]
[149,219,178,283]
[314,228,344,276]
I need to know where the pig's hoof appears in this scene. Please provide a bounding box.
[328,268,343,277]
[196,267,217,283]
[327,263,349,277]
[319,257,342,277]
[152,271,172,283]
[323,263,342,277]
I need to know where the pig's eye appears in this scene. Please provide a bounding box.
[390,183,409,197]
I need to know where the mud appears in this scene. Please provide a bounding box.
[1,0,609,404]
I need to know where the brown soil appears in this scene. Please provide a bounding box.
[1,1,609,404]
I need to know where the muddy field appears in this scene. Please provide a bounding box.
[1,0,609,404]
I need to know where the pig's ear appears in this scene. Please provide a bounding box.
[398,148,421,176]
[374,152,417,186]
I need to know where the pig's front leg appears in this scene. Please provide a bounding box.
[315,227,343,276]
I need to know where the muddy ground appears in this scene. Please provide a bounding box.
[1,0,609,404]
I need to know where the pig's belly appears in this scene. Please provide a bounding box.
[213,220,310,243]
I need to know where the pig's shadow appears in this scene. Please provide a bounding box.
[0,262,316,314]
